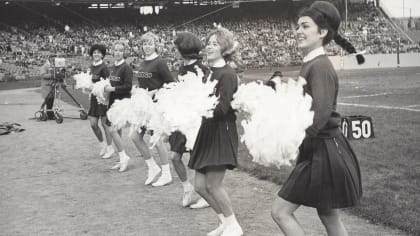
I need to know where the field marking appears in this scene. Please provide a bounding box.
[338,102,420,112]
[405,104,420,108]
[341,92,391,99]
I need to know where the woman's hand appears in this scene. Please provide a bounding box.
[104,84,115,92]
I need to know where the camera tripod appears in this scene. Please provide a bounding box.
[34,78,88,123]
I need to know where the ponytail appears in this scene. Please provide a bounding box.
[334,34,365,64]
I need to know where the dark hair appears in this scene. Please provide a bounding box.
[174,32,203,60]
[299,1,365,64]
[89,44,106,58]
[270,71,283,79]
[265,71,283,90]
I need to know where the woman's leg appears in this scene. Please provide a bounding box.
[194,171,222,213]
[89,116,103,142]
[271,197,304,236]
[109,127,130,172]
[195,170,225,236]
[100,116,113,146]
[171,151,193,206]
[317,208,348,236]
[152,139,172,186]
[205,167,242,236]
[130,130,161,185]
[100,116,114,159]
[90,116,106,156]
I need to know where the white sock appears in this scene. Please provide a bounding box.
[218,214,225,224]
[161,164,171,175]
[224,214,238,226]
[100,141,106,147]
[145,158,158,169]
[107,145,113,150]
[182,181,193,192]
[118,150,127,160]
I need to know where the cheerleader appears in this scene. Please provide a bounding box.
[170,32,210,208]
[188,27,243,236]
[104,41,133,172]
[87,44,114,159]
[130,32,174,186]
[271,2,363,235]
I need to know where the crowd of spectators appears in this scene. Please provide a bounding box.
[1,1,419,81]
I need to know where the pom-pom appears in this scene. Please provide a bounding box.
[148,67,217,149]
[106,87,155,131]
[73,72,93,91]
[91,79,110,105]
[232,77,314,168]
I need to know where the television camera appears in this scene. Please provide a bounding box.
[35,57,88,123]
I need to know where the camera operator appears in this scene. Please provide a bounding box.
[39,55,56,120]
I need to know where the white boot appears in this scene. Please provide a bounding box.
[220,214,243,236]
[152,164,172,187]
[145,158,161,185]
[190,197,210,209]
[207,214,225,236]
[99,142,107,156]
[119,151,130,172]
[102,145,115,159]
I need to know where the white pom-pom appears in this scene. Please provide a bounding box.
[129,87,156,130]
[148,70,217,149]
[106,87,156,131]
[232,78,314,168]
[106,98,133,130]
[91,79,110,105]
[73,72,93,90]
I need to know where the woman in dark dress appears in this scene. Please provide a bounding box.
[130,32,174,186]
[170,32,209,209]
[87,44,113,159]
[104,41,133,172]
[188,27,243,236]
[271,2,364,236]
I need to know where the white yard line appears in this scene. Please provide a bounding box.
[341,92,391,99]
[339,102,420,112]
[405,104,420,108]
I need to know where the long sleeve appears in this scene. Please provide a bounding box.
[306,65,336,137]
[114,65,133,94]
[213,71,237,119]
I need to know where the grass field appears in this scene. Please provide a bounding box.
[2,66,420,235]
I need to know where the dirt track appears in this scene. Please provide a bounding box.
[0,88,407,236]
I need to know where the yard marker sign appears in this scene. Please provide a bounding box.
[341,115,374,139]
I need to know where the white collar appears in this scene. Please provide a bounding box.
[114,59,125,66]
[92,60,103,66]
[303,47,326,63]
[145,53,158,61]
[210,59,226,68]
[184,59,197,66]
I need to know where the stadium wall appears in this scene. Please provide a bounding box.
[329,53,420,70]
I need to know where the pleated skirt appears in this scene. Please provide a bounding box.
[278,130,362,209]
[88,95,108,117]
[188,119,238,172]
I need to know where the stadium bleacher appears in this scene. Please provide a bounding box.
[0,0,419,81]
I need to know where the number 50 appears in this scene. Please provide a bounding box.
[351,119,372,139]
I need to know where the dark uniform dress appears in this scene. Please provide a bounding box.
[168,60,210,154]
[137,55,174,133]
[88,62,110,117]
[278,55,363,209]
[106,61,133,126]
[188,64,239,173]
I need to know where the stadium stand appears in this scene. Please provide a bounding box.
[0,0,419,80]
